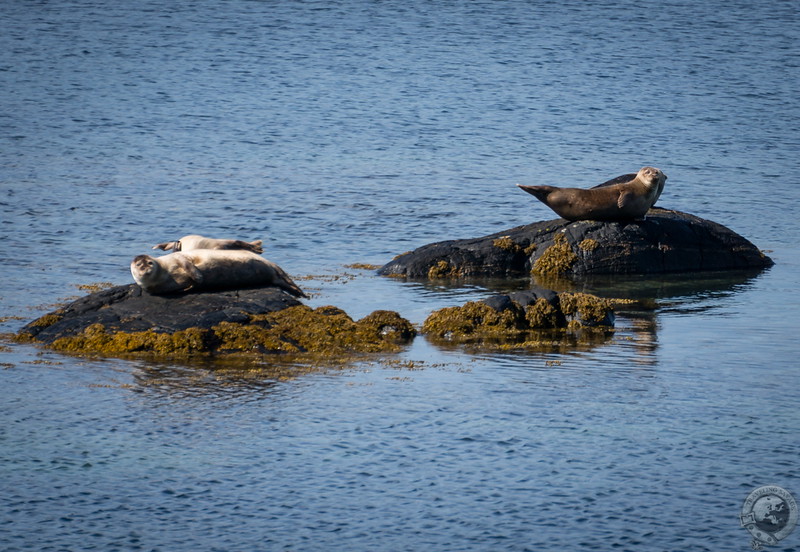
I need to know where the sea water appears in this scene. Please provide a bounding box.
[1,1,799,550]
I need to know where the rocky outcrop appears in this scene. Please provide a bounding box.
[378,208,773,279]
[423,287,615,335]
[420,287,619,351]
[17,284,415,357]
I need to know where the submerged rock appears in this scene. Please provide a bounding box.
[378,208,773,279]
[17,284,415,357]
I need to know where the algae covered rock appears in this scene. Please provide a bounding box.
[422,301,527,341]
[17,284,415,358]
[421,287,615,348]
[378,208,773,279]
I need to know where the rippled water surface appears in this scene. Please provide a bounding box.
[1,1,799,550]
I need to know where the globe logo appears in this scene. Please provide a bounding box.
[753,495,790,533]
[741,486,797,550]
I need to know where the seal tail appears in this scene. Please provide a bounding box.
[280,279,309,299]
[273,266,308,298]
[517,184,557,204]
[153,240,179,251]
[248,240,264,254]
[231,239,263,254]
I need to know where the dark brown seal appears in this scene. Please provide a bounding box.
[517,166,667,221]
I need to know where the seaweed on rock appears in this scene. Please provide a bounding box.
[421,288,615,350]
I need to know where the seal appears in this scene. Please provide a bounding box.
[153,234,263,254]
[517,166,667,221]
[130,249,308,298]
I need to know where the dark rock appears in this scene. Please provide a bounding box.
[481,294,519,313]
[378,208,773,279]
[507,287,560,307]
[20,284,302,344]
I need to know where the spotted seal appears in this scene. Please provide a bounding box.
[153,234,263,254]
[131,249,307,297]
[517,166,667,221]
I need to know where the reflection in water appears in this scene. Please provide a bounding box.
[571,267,769,301]
[423,327,616,355]
[615,312,660,367]
[396,267,767,304]
[127,356,339,399]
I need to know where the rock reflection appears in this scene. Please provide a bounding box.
[615,311,660,367]
[422,327,616,355]
[126,355,364,399]
[397,267,766,305]
[568,267,768,302]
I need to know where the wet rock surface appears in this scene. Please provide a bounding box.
[378,208,774,279]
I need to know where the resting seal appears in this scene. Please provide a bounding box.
[131,249,307,297]
[517,166,667,221]
[153,234,263,254]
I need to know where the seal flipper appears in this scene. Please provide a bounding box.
[278,281,308,298]
[273,266,308,298]
[517,184,556,203]
[617,190,634,209]
[153,240,180,251]
[230,239,263,254]
[170,253,203,291]
[593,173,637,189]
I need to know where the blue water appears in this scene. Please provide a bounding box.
[1,1,799,550]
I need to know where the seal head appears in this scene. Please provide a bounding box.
[131,253,202,294]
